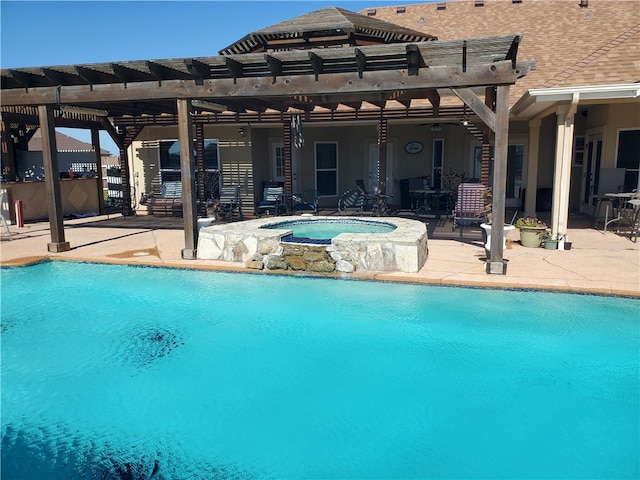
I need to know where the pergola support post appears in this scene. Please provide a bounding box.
[91,129,106,215]
[177,99,198,259]
[118,145,134,216]
[487,85,510,274]
[38,104,70,252]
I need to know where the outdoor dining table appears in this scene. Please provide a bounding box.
[410,189,437,213]
[602,192,640,232]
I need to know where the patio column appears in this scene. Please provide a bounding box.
[524,118,541,216]
[38,104,70,252]
[177,99,198,259]
[551,94,579,240]
[488,85,510,274]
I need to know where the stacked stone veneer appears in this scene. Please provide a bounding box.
[197,216,428,273]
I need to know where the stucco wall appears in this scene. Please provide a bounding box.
[1,178,101,222]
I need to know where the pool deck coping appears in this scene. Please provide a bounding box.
[1,213,639,298]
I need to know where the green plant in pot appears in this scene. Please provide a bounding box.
[515,216,548,248]
[541,231,558,250]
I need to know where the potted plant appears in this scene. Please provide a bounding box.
[541,232,558,250]
[515,216,547,248]
[478,188,515,252]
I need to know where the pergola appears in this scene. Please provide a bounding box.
[1,14,535,273]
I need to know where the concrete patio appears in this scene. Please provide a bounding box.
[1,210,638,297]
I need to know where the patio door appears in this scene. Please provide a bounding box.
[473,143,525,208]
[272,142,286,184]
[580,132,603,214]
[368,142,394,196]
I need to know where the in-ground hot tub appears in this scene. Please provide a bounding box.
[197,216,428,273]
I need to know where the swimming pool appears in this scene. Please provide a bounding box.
[261,218,396,242]
[2,262,638,479]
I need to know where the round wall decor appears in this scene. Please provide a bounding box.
[405,141,423,154]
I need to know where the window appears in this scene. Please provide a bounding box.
[432,139,444,188]
[202,140,219,170]
[573,136,585,166]
[315,142,338,196]
[616,129,640,191]
[158,139,219,182]
[273,142,285,181]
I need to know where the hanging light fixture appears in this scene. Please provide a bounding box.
[430,123,442,132]
[191,100,227,112]
[60,105,109,117]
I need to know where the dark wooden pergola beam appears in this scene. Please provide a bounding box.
[75,65,118,85]
[41,68,84,86]
[111,63,156,84]
[264,54,283,83]
[184,59,210,84]
[146,61,192,82]
[309,51,324,80]
[1,61,531,107]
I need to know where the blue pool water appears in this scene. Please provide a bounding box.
[261,218,396,240]
[1,261,638,479]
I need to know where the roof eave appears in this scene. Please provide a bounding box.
[512,83,640,118]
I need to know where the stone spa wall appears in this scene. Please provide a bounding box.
[197,216,429,274]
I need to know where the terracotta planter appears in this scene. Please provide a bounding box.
[519,226,546,248]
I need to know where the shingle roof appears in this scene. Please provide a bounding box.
[219,6,436,54]
[367,0,640,103]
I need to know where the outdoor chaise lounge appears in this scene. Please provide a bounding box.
[451,182,489,234]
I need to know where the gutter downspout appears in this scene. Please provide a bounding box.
[551,92,579,241]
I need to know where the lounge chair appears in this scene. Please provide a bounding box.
[451,182,489,233]
[256,182,285,216]
[292,189,320,215]
[216,185,241,220]
[0,190,12,240]
[356,179,375,212]
[338,189,365,215]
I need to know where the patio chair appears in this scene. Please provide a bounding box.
[0,190,12,240]
[292,189,320,215]
[255,181,285,216]
[451,182,489,234]
[338,189,365,215]
[356,179,375,212]
[216,185,241,220]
